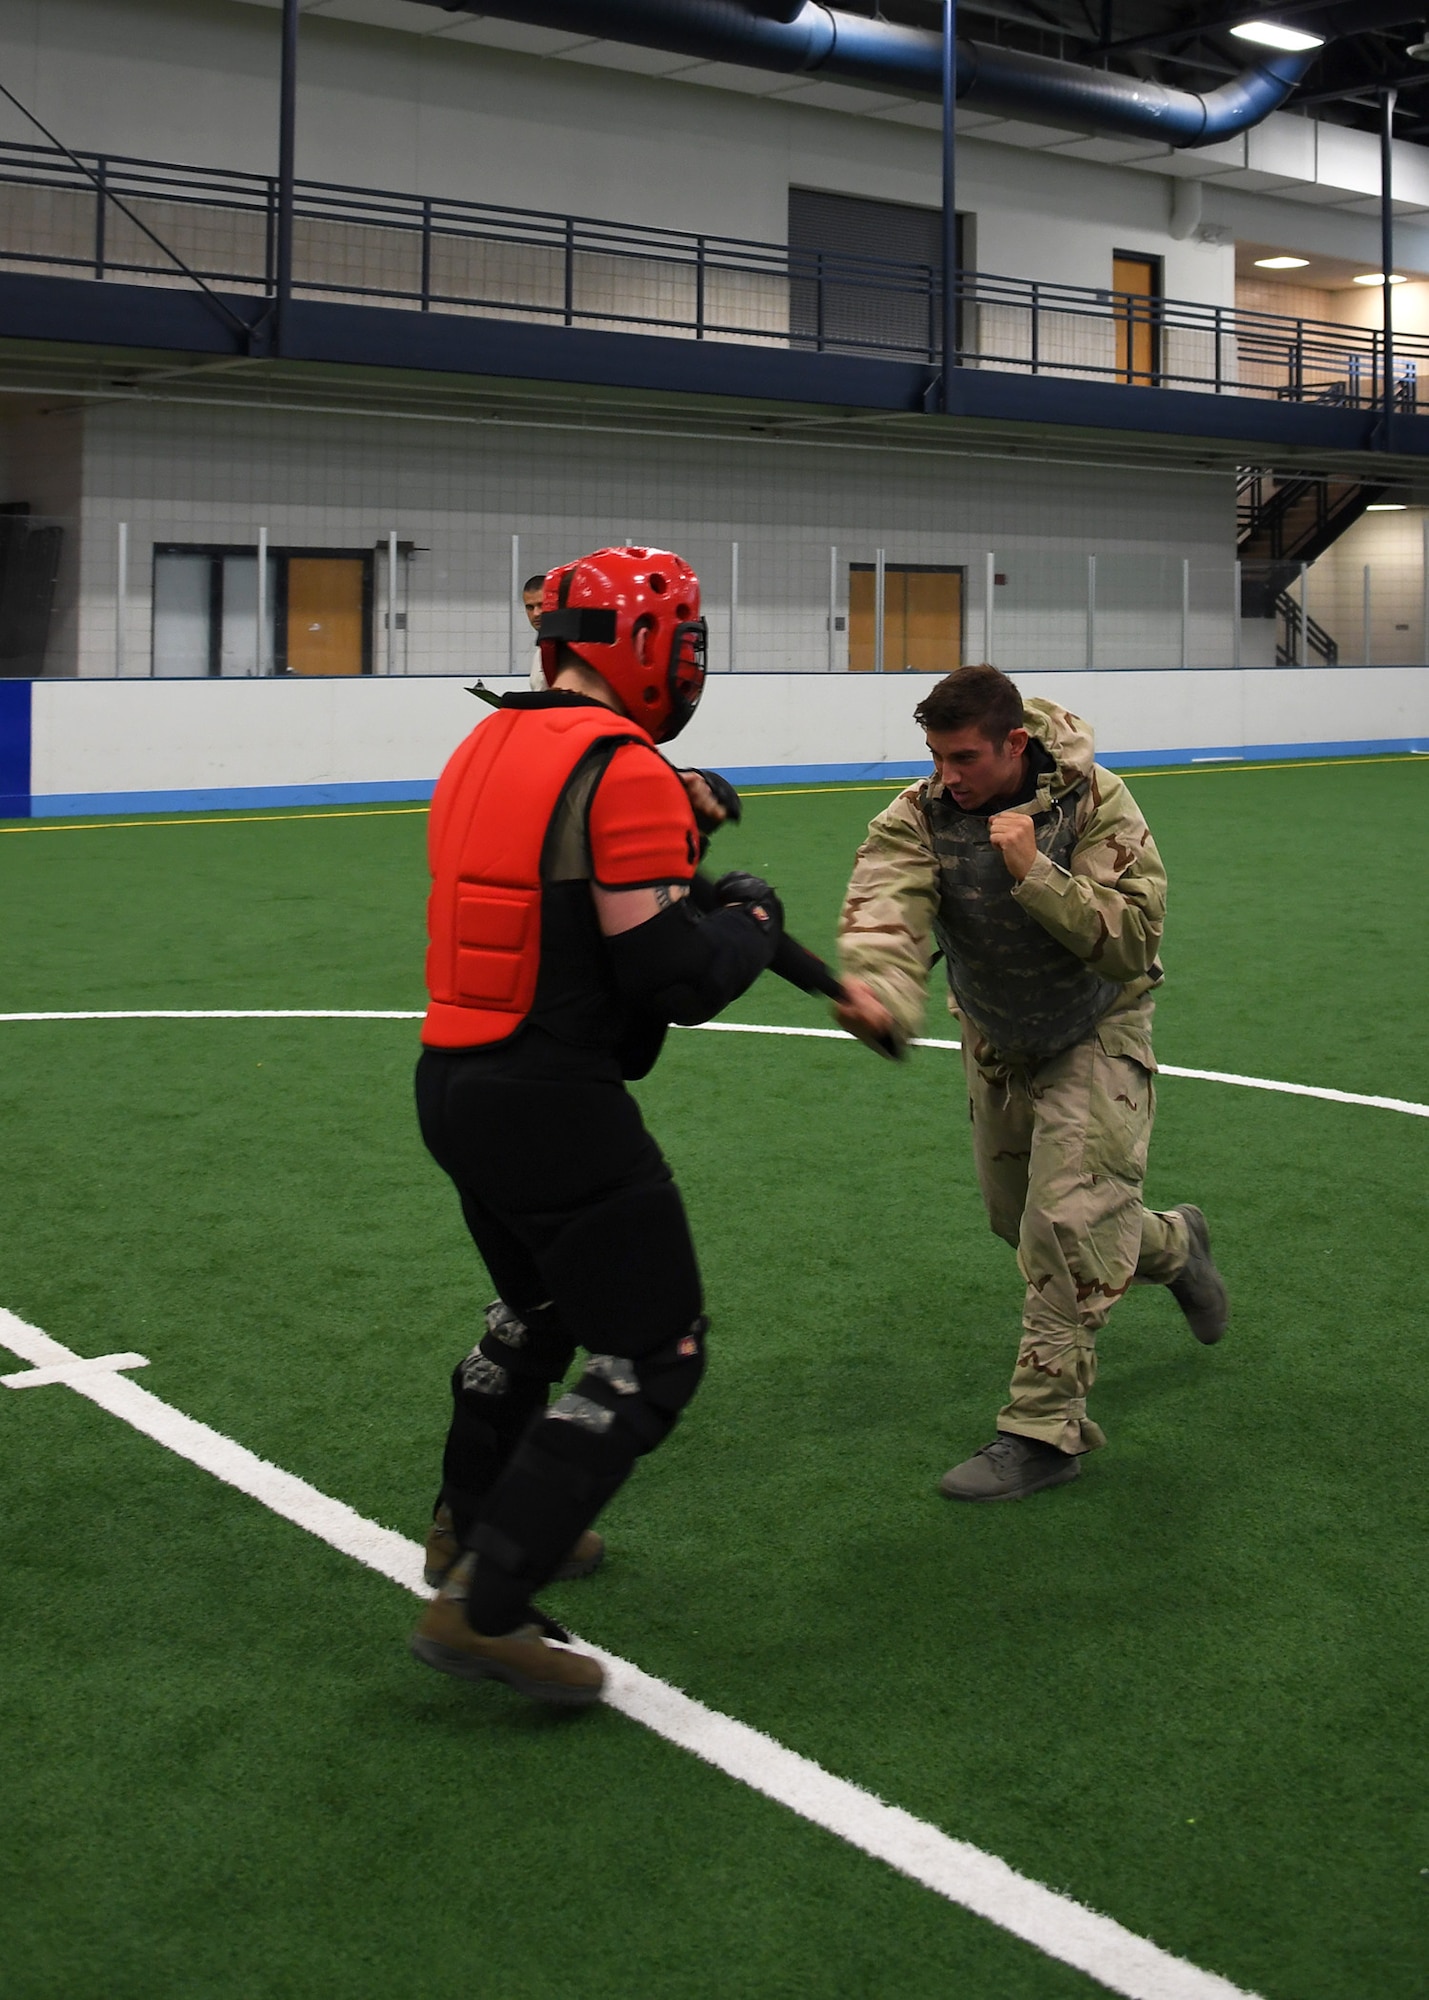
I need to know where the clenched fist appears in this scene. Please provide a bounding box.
[988,811,1038,881]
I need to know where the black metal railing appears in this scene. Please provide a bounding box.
[0,137,1426,408]
[1276,589,1339,666]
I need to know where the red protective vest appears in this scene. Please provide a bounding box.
[422,701,698,1050]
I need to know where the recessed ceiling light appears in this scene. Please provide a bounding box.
[1353,272,1408,285]
[1254,256,1310,269]
[1366,503,1407,511]
[1230,20,1325,51]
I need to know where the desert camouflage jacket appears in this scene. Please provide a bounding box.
[837,699,1167,1062]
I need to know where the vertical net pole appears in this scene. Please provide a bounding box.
[256,526,268,675]
[1299,559,1308,667]
[509,533,520,678]
[1181,557,1190,671]
[873,548,885,675]
[1363,562,1372,666]
[730,540,739,673]
[1232,559,1241,670]
[828,544,838,674]
[115,521,128,677]
[387,531,399,677]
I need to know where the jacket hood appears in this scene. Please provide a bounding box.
[1023,698,1096,799]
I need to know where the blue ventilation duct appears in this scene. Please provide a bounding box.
[421,0,1422,148]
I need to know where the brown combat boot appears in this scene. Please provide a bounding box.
[409,1555,604,1706]
[939,1431,1081,1501]
[1167,1205,1230,1344]
[423,1504,604,1589]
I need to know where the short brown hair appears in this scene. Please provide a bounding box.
[914,664,1024,743]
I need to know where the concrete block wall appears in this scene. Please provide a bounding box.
[26,399,1239,680]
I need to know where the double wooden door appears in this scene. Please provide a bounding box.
[848,564,963,673]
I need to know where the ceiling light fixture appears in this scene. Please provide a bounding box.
[1254,255,1310,269]
[1229,20,1326,51]
[1353,272,1408,285]
[1365,502,1407,510]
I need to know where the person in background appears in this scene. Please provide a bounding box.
[834,664,1229,1502]
[522,572,549,691]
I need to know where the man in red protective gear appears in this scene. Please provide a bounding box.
[409,546,782,1706]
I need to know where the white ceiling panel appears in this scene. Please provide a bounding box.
[1158,140,1246,180]
[765,79,913,114]
[305,0,454,30]
[970,116,1084,150]
[866,102,945,129]
[1335,195,1429,218]
[1209,169,1301,194]
[1042,135,1172,165]
[557,40,696,75]
[427,16,596,55]
[656,60,800,96]
[1273,180,1375,207]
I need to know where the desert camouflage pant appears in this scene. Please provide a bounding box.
[960,1020,1190,1456]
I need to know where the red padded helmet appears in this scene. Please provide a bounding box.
[537,545,707,743]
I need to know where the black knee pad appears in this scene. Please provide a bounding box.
[544,1315,709,1460]
[463,1320,707,1599]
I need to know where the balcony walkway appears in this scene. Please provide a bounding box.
[0,138,1426,466]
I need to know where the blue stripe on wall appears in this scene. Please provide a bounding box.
[0,680,32,818]
[31,779,438,817]
[26,737,1428,818]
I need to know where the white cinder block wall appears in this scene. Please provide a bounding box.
[64,401,1236,680]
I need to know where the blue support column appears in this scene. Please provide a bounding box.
[0,680,33,819]
[275,0,299,355]
[941,0,957,413]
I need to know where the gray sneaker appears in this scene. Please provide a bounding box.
[939,1431,1081,1502]
[1167,1205,1229,1345]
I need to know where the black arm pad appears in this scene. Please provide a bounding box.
[604,898,776,1026]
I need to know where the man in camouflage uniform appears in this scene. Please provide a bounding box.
[836,664,1228,1501]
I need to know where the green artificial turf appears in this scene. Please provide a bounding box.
[1,758,1426,2000]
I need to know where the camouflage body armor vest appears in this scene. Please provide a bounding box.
[926,783,1122,1062]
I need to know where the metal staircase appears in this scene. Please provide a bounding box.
[1237,471,1385,622]
[1275,588,1338,667]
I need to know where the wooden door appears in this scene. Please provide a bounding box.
[286,558,366,675]
[848,565,876,670]
[847,564,962,671]
[903,568,961,671]
[1112,253,1159,386]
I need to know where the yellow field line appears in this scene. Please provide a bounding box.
[3,752,1423,833]
[1130,753,1427,779]
[0,805,430,835]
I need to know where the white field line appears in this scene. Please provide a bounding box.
[0,1302,1259,2000]
[2,1010,1422,1121]
[691,1022,1429,1120]
[0,1350,148,1388]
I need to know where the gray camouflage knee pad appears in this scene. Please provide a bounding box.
[546,1315,709,1459]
